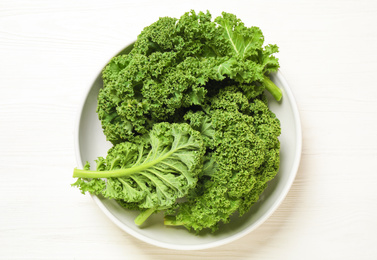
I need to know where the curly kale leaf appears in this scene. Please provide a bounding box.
[165,87,281,232]
[98,51,216,144]
[215,12,265,59]
[72,123,205,224]
[213,12,282,100]
[97,10,281,144]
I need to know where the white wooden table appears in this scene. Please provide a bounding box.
[1,0,377,259]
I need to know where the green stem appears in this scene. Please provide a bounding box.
[263,76,282,101]
[134,208,156,226]
[73,150,174,178]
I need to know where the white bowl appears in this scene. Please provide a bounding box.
[74,42,302,250]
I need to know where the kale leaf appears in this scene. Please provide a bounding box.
[72,122,205,225]
[97,11,281,144]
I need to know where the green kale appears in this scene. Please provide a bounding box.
[72,122,205,225]
[73,10,282,232]
[97,10,281,144]
[164,86,281,232]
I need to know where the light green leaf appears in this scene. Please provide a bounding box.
[73,122,205,210]
[215,12,264,59]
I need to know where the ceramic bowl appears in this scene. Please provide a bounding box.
[75,42,302,250]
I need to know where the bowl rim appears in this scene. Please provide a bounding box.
[74,42,302,251]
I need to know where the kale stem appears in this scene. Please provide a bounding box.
[134,208,156,225]
[263,76,282,101]
[73,150,175,178]
[73,163,151,178]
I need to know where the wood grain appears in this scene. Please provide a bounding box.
[1,0,377,259]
